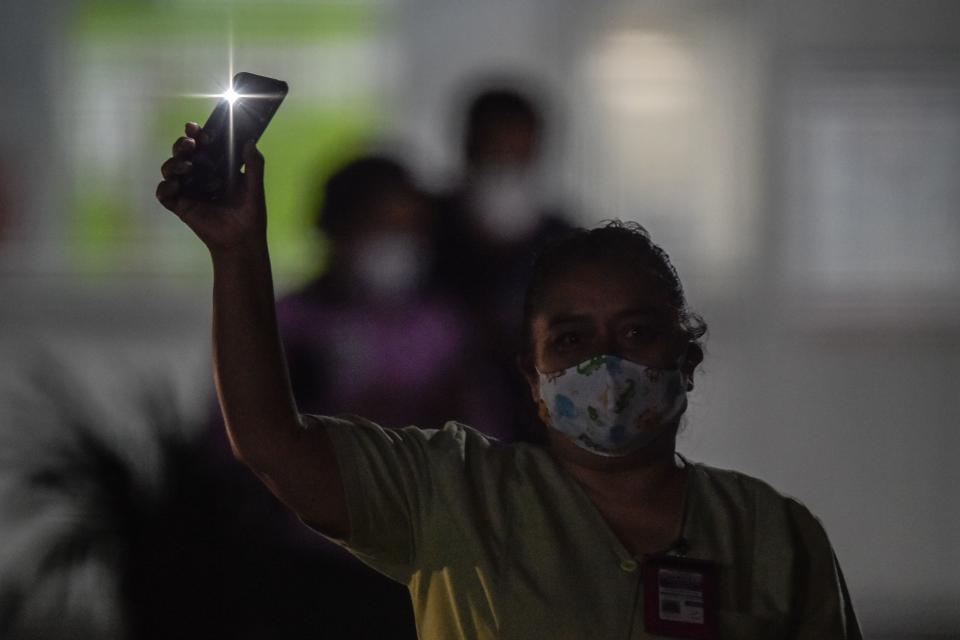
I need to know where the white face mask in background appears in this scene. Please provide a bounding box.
[537,354,687,457]
[351,232,429,301]
[468,167,544,242]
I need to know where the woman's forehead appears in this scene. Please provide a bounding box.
[535,261,678,319]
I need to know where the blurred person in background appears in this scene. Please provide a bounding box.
[433,83,573,442]
[277,154,506,436]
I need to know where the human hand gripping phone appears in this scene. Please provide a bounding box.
[179,72,288,201]
[157,72,287,252]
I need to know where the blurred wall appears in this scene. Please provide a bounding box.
[1,1,958,638]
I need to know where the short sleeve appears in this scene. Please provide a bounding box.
[786,499,863,640]
[305,414,472,583]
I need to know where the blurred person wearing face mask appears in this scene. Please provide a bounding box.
[433,83,573,443]
[277,155,504,436]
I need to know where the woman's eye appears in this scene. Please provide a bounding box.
[552,332,580,349]
[625,325,656,341]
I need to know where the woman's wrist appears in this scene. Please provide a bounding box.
[208,236,270,267]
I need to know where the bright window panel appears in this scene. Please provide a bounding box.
[65,1,391,283]
[782,61,960,301]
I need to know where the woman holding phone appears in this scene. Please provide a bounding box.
[158,123,861,639]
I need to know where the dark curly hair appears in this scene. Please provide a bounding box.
[463,87,542,165]
[315,155,416,241]
[519,220,707,369]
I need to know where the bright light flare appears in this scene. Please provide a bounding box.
[222,87,240,104]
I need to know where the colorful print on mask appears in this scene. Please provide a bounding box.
[537,355,687,457]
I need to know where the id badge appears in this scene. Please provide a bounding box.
[642,555,718,639]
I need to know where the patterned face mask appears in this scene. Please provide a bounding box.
[537,355,687,457]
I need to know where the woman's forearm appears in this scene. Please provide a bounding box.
[210,242,300,471]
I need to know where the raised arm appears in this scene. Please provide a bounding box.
[156,123,348,537]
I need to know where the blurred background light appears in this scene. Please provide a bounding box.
[590,30,699,114]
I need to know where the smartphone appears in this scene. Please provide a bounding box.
[180,72,288,200]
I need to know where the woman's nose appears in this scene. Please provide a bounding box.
[597,330,621,358]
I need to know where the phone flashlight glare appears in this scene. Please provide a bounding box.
[222,87,240,105]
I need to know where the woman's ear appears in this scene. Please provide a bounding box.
[681,343,703,391]
[518,354,554,427]
[516,352,541,403]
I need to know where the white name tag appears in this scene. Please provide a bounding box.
[642,555,717,639]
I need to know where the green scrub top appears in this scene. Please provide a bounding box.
[313,415,861,639]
